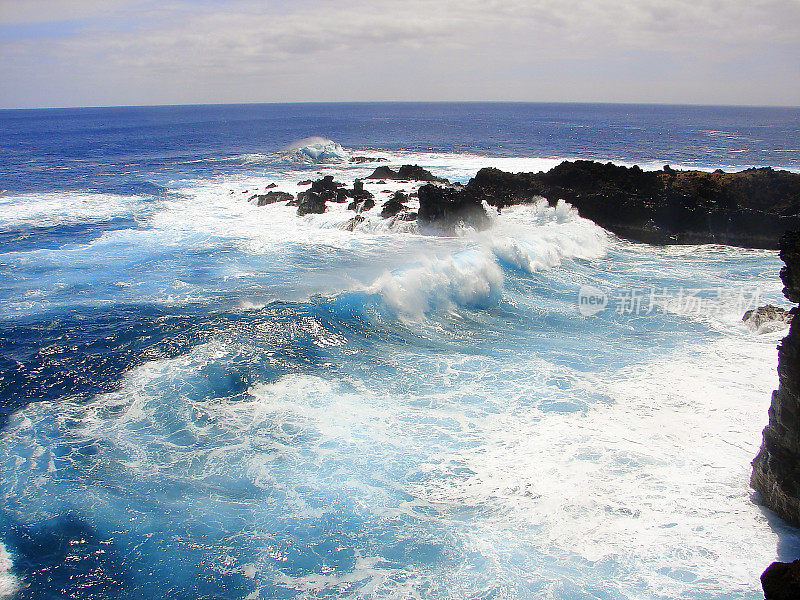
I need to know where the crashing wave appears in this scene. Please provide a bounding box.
[283,137,349,163]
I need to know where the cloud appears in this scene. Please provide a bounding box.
[0,0,798,107]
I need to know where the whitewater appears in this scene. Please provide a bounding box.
[1,103,799,599]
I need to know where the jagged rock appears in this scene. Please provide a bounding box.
[296,193,326,216]
[298,180,312,186]
[366,164,446,182]
[455,161,800,249]
[265,183,277,189]
[743,305,793,331]
[294,175,346,214]
[348,198,375,213]
[394,211,418,222]
[249,191,294,206]
[343,215,365,231]
[380,191,409,218]
[417,184,489,230]
[752,230,800,527]
[366,166,397,180]
[781,230,800,303]
[311,175,343,193]
[761,560,800,600]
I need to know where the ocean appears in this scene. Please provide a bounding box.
[0,102,799,599]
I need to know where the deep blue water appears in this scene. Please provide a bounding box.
[0,103,799,600]
[2,102,798,194]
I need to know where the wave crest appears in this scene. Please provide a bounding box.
[283,137,349,163]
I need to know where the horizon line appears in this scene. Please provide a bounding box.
[2,99,799,112]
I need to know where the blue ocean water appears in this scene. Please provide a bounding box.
[0,103,799,599]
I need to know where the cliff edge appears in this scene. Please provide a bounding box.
[752,230,800,525]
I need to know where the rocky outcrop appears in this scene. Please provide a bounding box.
[348,198,375,213]
[294,176,345,215]
[743,305,793,332]
[366,164,447,182]
[417,184,490,231]
[447,162,800,249]
[250,191,294,206]
[380,191,409,218]
[752,230,800,526]
[761,559,800,600]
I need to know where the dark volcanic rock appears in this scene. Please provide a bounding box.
[761,560,800,600]
[417,184,489,230]
[380,191,409,218]
[298,180,312,186]
[311,175,343,193]
[249,191,294,206]
[343,215,365,231]
[366,164,446,183]
[752,230,800,527]
[296,193,326,216]
[458,161,800,249]
[348,198,375,213]
[780,230,800,303]
[265,182,277,189]
[743,304,793,331]
[295,176,346,215]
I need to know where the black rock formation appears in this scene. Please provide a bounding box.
[366,164,446,182]
[417,184,490,230]
[380,191,409,218]
[449,161,800,249]
[295,176,346,215]
[348,198,375,213]
[249,191,294,206]
[761,559,800,600]
[752,230,800,526]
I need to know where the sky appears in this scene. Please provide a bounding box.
[0,0,798,109]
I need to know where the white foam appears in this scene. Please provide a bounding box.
[0,191,150,231]
[485,199,609,273]
[0,543,18,599]
[368,248,504,319]
[283,137,349,163]
[407,333,791,597]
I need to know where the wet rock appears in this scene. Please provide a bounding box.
[460,161,800,249]
[752,230,800,526]
[297,179,312,186]
[366,164,446,182]
[265,182,277,189]
[380,191,409,218]
[417,184,489,231]
[743,305,793,331]
[296,193,326,216]
[249,191,294,206]
[347,198,375,213]
[761,560,800,600]
[343,215,365,231]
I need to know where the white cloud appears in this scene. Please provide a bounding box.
[0,0,798,107]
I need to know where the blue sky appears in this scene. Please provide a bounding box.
[0,0,798,108]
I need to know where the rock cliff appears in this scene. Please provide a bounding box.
[752,230,800,525]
